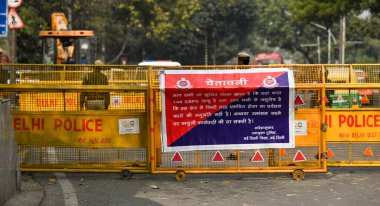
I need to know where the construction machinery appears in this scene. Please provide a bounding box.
[39,12,95,64]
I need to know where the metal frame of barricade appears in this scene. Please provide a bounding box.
[148,65,327,181]
[8,63,380,178]
[0,64,328,180]
[269,64,380,168]
[323,64,380,167]
[6,84,151,176]
[0,64,152,178]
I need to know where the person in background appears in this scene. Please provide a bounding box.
[0,48,10,84]
[0,48,10,63]
[80,59,110,110]
[120,56,128,65]
[237,52,250,65]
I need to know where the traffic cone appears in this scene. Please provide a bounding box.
[326,148,335,158]
[360,95,370,105]
[363,146,374,157]
[279,148,287,156]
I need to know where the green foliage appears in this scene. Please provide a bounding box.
[15,0,64,63]
[290,0,361,28]
[159,0,258,64]
[3,0,380,64]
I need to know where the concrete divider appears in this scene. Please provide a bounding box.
[0,99,20,205]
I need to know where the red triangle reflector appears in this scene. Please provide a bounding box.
[336,95,344,103]
[322,96,329,103]
[171,152,183,162]
[251,151,264,162]
[293,150,306,162]
[326,148,335,158]
[279,148,287,156]
[294,95,305,105]
[212,151,225,162]
[361,95,370,105]
[363,146,374,157]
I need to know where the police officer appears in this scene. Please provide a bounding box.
[80,60,110,110]
[0,48,10,84]
[237,52,250,65]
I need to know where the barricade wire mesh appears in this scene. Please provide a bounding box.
[3,64,380,172]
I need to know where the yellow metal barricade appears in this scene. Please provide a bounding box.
[11,63,380,178]
[149,65,326,181]
[324,64,380,166]
[0,64,151,177]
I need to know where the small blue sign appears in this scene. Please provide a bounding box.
[0,0,8,37]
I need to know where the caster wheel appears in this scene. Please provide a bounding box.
[175,170,187,182]
[292,169,305,181]
[120,169,133,180]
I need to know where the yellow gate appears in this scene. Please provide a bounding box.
[149,65,326,181]
[3,63,380,176]
[0,64,151,177]
[324,64,380,166]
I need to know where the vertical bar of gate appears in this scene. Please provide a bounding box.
[78,149,81,163]
[63,91,66,112]
[63,65,66,111]
[197,151,200,168]
[39,147,43,164]
[321,65,327,169]
[148,66,154,173]
[61,64,66,84]
[349,64,354,83]
[349,143,352,162]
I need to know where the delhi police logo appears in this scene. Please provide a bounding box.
[262,76,278,88]
[176,78,191,89]
[122,120,135,128]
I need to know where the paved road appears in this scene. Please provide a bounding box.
[5,168,380,206]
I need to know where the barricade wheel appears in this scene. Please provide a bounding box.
[292,169,305,181]
[121,169,133,180]
[175,170,187,182]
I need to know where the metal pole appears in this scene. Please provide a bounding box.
[212,30,216,65]
[327,29,331,64]
[339,16,346,64]
[67,0,72,30]
[204,32,208,65]
[317,36,321,64]
[12,29,16,63]
[10,29,16,84]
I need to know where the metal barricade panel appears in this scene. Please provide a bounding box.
[152,67,325,175]
[324,64,380,166]
[327,142,380,165]
[0,64,151,172]
[4,63,380,171]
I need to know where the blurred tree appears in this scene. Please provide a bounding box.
[15,0,64,63]
[250,0,327,63]
[5,0,380,64]
[164,0,258,65]
[289,0,380,63]
[289,0,361,28]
